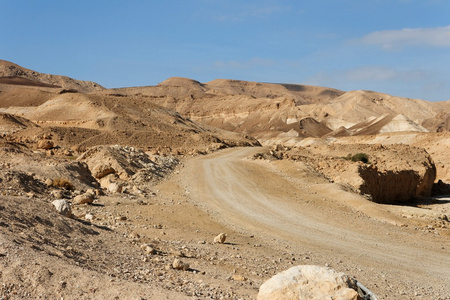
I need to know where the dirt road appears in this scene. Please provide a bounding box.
[180,147,450,299]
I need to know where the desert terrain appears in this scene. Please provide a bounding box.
[0,60,449,299]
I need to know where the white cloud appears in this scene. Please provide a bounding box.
[357,25,450,50]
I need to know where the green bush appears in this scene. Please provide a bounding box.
[351,153,369,164]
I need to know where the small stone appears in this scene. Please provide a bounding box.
[72,192,95,205]
[172,258,189,271]
[50,189,64,199]
[51,199,72,217]
[214,233,227,244]
[231,275,247,281]
[85,213,94,221]
[145,246,156,255]
[38,140,54,150]
[107,182,122,194]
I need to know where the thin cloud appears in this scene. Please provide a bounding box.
[213,58,274,69]
[306,66,428,87]
[212,3,287,22]
[343,66,426,81]
[357,25,450,50]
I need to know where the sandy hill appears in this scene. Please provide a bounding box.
[100,78,450,143]
[0,71,258,154]
[0,60,104,93]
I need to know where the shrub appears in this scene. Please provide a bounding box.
[52,178,74,190]
[351,153,369,164]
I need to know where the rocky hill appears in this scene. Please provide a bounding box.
[0,60,104,92]
[1,62,449,299]
[100,77,450,142]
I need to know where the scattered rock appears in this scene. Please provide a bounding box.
[50,189,64,199]
[257,265,361,300]
[51,199,72,217]
[214,233,227,244]
[231,275,247,281]
[172,258,189,271]
[92,164,116,179]
[140,244,156,254]
[37,140,54,150]
[72,192,95,205]
[107,182,122,194]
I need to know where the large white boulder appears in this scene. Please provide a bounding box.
[258,265,361,300]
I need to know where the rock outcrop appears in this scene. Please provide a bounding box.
[260,143,436,204]
[258,265,361,300]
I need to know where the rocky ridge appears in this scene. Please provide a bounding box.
[0,60,104,92]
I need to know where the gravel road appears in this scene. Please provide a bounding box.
[181,147,450,299]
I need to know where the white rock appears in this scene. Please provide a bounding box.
[51,199,72,217]
[258,265,360,300]
[107,182,122,194]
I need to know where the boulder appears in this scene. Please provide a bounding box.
[258,265,361,300]
[51,199,72,217]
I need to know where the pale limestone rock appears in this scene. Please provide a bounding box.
[257,265,361,300]
[107,182,122,194]
[51,199,72,217]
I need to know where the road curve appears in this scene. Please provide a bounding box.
[180,147,450,298]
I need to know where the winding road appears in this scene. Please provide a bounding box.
[180,147,450,298]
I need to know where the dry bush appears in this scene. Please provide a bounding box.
[52,178,74,190]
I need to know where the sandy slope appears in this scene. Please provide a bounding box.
[178,147,450,299]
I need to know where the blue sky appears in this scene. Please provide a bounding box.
[1,0,449,101]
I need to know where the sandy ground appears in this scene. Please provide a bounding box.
[1,147,449,299]
[175,147,450,299]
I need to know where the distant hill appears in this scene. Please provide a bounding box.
[0,60,104,92]
[1,61,449,145]
[100,77,450,141]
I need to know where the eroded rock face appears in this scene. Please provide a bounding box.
[260,143,436,204]
[257,265,361,300]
